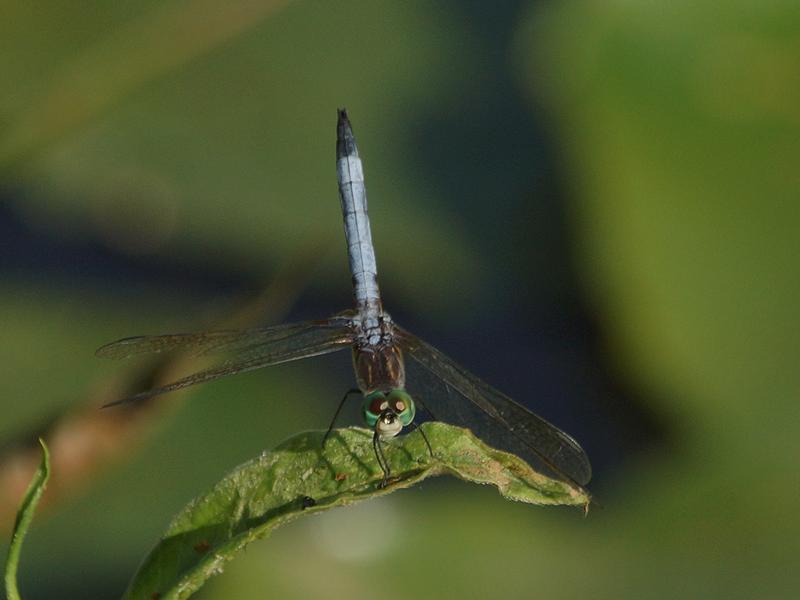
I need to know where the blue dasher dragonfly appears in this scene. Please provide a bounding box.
[97,110,592,489]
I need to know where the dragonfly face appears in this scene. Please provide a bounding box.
[362,389,416,440]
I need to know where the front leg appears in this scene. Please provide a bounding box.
[372,431,391,487]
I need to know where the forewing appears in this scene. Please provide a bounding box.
[96,321,334,359]
[102,319,355,406]
[396,327,592,486]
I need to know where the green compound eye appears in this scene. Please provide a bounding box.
[362,389,416,428]
[362,391,386,428]
[386,389,416,426]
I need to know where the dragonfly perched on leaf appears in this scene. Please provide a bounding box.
[97,110,592,490]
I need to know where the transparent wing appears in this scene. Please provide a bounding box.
[96,320,338,359]
[396,326,592,486]
[99,318,355,407]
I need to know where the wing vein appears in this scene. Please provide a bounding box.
[396,327,591,486]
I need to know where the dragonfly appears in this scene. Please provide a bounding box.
[97,110,592,489]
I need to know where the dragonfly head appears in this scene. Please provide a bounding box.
[363,389,416,440]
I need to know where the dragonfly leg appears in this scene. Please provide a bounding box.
[408,422,434,459]
[372,431,391,487]
[322,388,362,447]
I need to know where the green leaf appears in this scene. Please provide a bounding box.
[124,423,589,599]
[4,438,50,600]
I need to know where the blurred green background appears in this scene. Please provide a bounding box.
[1,0,798,598]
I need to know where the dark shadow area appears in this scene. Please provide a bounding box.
[399,0,671,481]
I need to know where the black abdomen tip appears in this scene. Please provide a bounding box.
[336,109,357,157]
